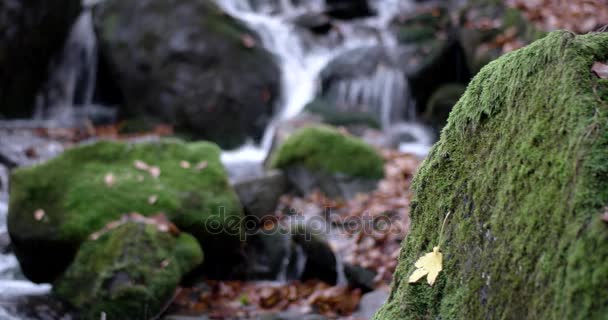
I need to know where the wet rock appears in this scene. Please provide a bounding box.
[0,0,81,118]
[243,231,292,280]
[54,221,203,320]
[424,83,466,129]
[285,166,379,200]
[0,293,74,320]
[375,32,608,320]
[344,263,376,293]
[392,5,470,111]
[293,13,333,35]
[304,98,381,130]
[325,0,372,20]
[270,126,383,199]
[233,170,288,219]
[292,225,338,285]
[354,289,389,319]
[0,126,64,168]
[93,0,280,148]
[8,139,243,283]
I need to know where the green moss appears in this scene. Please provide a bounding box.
[8,139,242,282]
[54,222,203,320]
[375,31,608,319]
[304,99,381,129]
[270,126,384,179]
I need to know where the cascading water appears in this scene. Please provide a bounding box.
[216,0,425,167]
[34,4,115,126]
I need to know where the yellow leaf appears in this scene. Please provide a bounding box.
[408,246,443,286]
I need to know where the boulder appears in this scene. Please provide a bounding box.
[392,5,470,111]
[325,0,372,20]
[233,170,288,220]
[0,0,81,118]
[304,98,381,130]
[54,220,203,320]
[293,13,333,35]
[93,0,280,148]
[424,83,466,129]
[8,139,243,283]
[375,32,608,319]
[270,126,384,199]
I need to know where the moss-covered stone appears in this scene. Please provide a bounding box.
[374,31,608,320]
[304,98,381,129]
[54,221,203,320]
[270,126,384,179]
[8,139,243,283]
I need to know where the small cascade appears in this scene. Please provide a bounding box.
[217,0,411,165]
[34,7,115,126]
[330,66,414,129]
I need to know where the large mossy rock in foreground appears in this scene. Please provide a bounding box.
[93,0,280,148]
[270,126,384,198]
[8,139,243,283]
[55,220,203,320]
[375,31,608,319]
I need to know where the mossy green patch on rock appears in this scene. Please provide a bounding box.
[54,221,203,320]
[270,126,384,179]
[375,31,608,320]
[8,139,243,283]
[304,99,381,129]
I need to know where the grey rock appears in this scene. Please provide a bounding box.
[0,127,64,168]
[0,0,81,118]
[285,166,378,200]
[344,263,377,293]
[93,0,281,148]
[353,289,389,319]
[233,170,288,219]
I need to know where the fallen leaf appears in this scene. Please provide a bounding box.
[196,161,208,171]
[408,246,443,286]
[592,62,608,79]
[34,209,45,221]
[149,166,161,178]
[180,160,191,169]
[241,34,256,48]
[104,173,115,187]
[134,160,150,171]
[148,195,158,205]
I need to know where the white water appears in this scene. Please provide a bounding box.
[218,0,421,165]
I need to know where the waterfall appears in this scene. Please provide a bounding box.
[217,0,417,165]
[34,6,115,126]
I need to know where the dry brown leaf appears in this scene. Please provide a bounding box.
[592,62,608,79]
[180,160,191,169]
[104,173,115,187]
[34,209,45,221]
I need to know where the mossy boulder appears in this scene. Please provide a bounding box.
[93,0,280,148]
[304,98,381,130]
[375,31,608,319]
[55,220,203,320]
[270,126,384,199]
[8,139,243,283]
